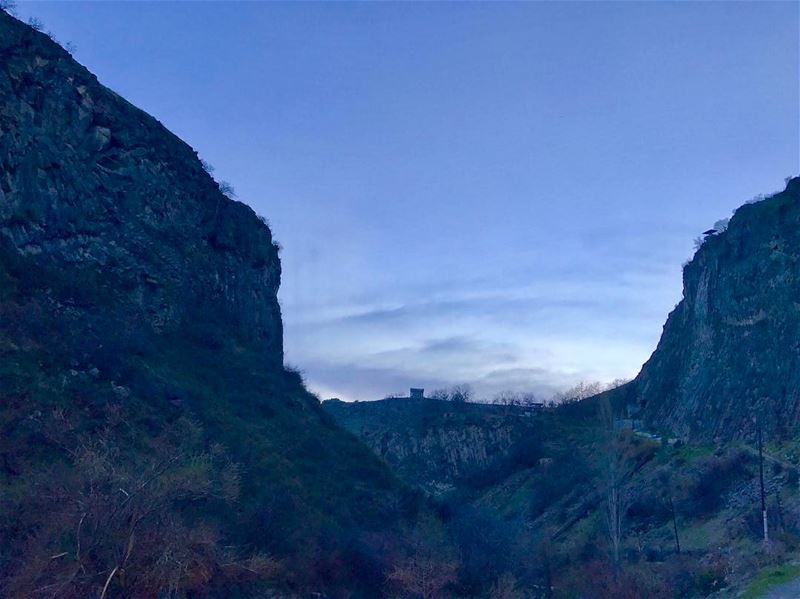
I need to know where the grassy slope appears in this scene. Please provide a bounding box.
[326,395,800,597]
[0,233,419,597]
[0,13,424,592]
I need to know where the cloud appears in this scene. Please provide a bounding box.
[281,227,686,402]
[298,360,452,402]
[474,367,574,399]
[301,355,604,403]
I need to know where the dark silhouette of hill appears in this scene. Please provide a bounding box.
[0,11,420,597]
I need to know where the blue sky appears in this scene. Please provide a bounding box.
[17,1,799,401]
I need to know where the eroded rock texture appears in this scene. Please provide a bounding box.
[635,178,800,440]
[0,12,283,363]
[0,15,409,596]
[324,398,541,493]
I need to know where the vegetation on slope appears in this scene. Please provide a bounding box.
[0,238,431,597]
[0,11,430,597]
[328,393,800,598]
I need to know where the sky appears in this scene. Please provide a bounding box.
[15,1,799,401]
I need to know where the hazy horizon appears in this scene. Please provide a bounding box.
[16,1,799,401]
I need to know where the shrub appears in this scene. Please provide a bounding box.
[560,560,672,599]
[387,516,459,599]
[27,16,43,31]
[681,449,749,515]
[0,409,279,598]
[218,180,236,198]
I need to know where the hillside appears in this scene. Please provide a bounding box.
[326,394,800,598]
[633,177,800,441]
[4,6,800,598]
[325,175,800,597]
[0,12,418,598]
[323,397,543,494]
[324,179,800,598]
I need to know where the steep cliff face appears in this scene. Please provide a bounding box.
[0,13,413,597]
[324,399,542,493]
[0,11,282,363]
[636,177,800,440]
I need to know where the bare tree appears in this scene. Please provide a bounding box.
[449,383,472,403]
[606,378,631,391]
[502,391,539,406]
[429,384,473,403]
[1,409,279,598]
[200,159,215,174]
[218,180,237,198]
[388,553,458,599]
[27,16,44,30]
[553,380,604,404]
[429,388,451,401]
[536,535,555,599]
[388,517,459,599]
[658,470,681,555]
[493,391,521,406]
[600,396,626,574]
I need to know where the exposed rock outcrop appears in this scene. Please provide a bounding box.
[0,12,412,596]
[634,177,800,440]
[324,398,541,493]
[0,12,282,363]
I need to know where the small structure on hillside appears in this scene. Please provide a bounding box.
[409,388,424,399]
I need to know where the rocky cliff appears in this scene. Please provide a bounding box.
[634,177,800,441]
[0,12,414,597]
[323,398,542,493]
[0,11,282,364]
